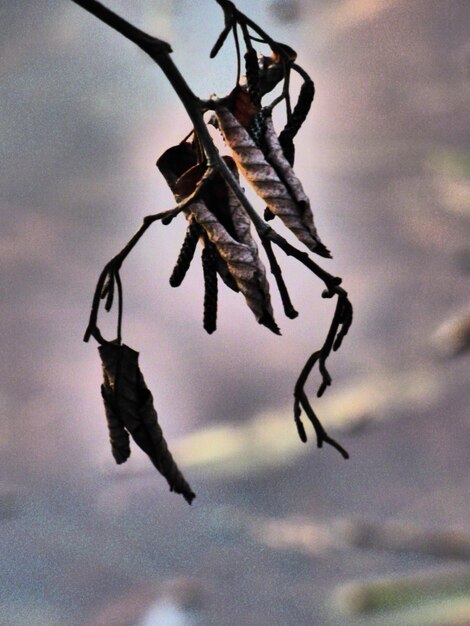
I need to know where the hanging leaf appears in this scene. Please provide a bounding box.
[99,341,196,504]
[263,114,322,227]
[223,158,277,324]
[226,85,260,129]
[157,145,279,333]
[101,384,131,464]
[215,106,331,257]
[184,194,280,333]
[156,142,197,190]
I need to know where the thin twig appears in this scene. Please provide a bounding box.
[261,239,298,319]
[84,170,214,343]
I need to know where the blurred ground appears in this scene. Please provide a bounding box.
[1,1,470,624]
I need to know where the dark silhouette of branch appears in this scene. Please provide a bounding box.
[72,0,354,498]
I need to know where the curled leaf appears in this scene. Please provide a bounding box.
[215,106,330,257]
[225,167,279,332]
[226,85,260,129]
[185,195,279,334]
[101,384,131,464]
[157,144,279,333]
[99,341,195,504]
[240,46,297,99]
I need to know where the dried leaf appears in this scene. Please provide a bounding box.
[239,47,297,99]
[156,142,197,191]
[226,85,260,129]
[185,196,279,333]
[157,146,279,333]
[101,384,131,464]
[99,341,195,504]
[224,162,278,327]
[263,115,325,231]
[202,242,218,334]
[215,106,330,257]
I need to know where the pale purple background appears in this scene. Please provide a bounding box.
[1,1,470,624]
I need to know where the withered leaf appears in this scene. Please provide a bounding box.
[215,106,331,257]
[226,85,260,129]
[156,142,197,191]
[101,384,131,464]
[99,341,195,504]
[223,160,279,330]
[262,115,330,257]
[157,145,279,333]
[184,196,279,333]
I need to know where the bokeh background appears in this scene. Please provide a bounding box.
[1,1,470,624]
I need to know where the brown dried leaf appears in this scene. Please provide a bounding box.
[99,341,195,504]
[224,164,277,329]
[215,106,331,257]
[184,197,279,333]
[156,143,197,191]
[226,85,260,129]
[158,146,279,333]
[262,115,330,257]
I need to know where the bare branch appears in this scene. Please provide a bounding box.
[73,0,354,496]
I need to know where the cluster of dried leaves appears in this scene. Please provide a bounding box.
[77,0,353,503]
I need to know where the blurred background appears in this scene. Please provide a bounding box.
[1,1,470,624]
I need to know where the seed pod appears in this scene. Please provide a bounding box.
[215,106,330,257]
[99,341,195,504]
[248,110,268,147]
[224,163,278,331]
[278,133,295,166]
